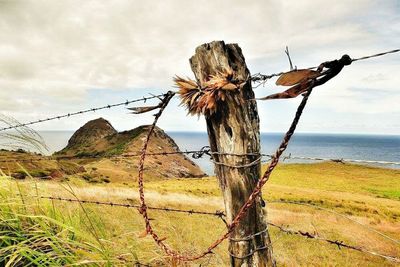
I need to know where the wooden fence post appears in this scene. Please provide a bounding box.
[189,41,275,266]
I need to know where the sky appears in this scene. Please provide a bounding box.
[0,0,399,135]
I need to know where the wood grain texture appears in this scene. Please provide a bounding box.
[190,41,275,267]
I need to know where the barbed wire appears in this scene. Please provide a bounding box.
[17,193,400,263]
[0,48,399,264]
[229,227,269,242]
[281,153,400,166]
[0,93,169,132]
[200,84,316,261]
[0,48,396,135]
[39,196,225,218]
[228,232,285,260]
[351,48,400,62]
[268,200,400,245]
[134,79,316,262]
[251,48,400,84]
[268,222,400,263]
[136,91,183,259]
[1,147,399,166]
[227,216,400,262]
[13,191,399,248]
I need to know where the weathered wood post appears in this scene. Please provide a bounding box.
[189,41,275,266]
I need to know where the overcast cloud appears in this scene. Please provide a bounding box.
[0,0,399,134]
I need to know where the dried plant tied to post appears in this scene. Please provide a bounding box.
[174,68,247,116]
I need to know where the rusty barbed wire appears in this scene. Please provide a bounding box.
[9,191,400,263]
[39,196,225,217]
[134,80,315,262]
[136,91,181,258]
[35,195,400,263]
[0,93,169,132]
[0,48,398,264]
[187,85,316,262]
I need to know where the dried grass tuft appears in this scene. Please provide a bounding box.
[174,69,246,116]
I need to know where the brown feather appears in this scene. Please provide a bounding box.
[276,69,320,86]
[128,105,160,114]
[260,81,312,100]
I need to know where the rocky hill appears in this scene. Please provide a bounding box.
[55,118,206,181]
[1,118,206,183]
[62,118,117,153]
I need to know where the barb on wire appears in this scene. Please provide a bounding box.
[250,71,286,85]
[0,93,170,132]
[191,146,211,159]
[40,196,225,217]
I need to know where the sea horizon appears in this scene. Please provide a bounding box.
[7,130,395,174]
[33,130,400,137]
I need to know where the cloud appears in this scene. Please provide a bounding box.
[0,0,398,134]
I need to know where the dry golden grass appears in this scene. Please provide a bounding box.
[0,162,399,266]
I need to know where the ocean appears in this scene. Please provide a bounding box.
[14,131,400,174]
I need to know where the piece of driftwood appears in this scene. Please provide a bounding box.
[190,41,275,267]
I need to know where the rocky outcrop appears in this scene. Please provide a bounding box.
[55,118,206,180]
[59,118,117,153]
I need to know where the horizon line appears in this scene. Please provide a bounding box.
[34,130,400,136]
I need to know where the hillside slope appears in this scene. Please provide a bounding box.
[55,118,206,181]
[0,118,206,182]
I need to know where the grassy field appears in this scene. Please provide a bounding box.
[0,162,399,266]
